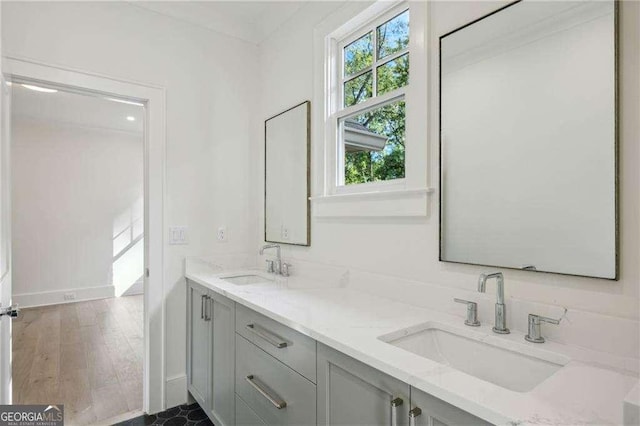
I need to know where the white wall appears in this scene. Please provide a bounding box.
[2,1,258,407]
[11,117,143,304]
[257,0,640,324]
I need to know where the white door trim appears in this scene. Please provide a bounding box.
[3,56,167,414]
[0,69,13,406]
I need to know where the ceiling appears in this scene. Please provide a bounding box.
[11,82,145,136]
[131,1,308,45]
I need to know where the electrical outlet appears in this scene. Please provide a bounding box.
[64,292,76,301]
[217,226,228,242]
[169,226,188,245]
[282,226,289,240]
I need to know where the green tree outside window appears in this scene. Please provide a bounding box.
[342,10,409,185]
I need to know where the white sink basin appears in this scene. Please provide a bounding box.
[220,274,273,285]
[380,322,569,392]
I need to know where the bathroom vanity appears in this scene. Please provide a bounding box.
[187,276,488,426]
[185,259,637,426]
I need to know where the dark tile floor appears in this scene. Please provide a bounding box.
[114,402,214,426]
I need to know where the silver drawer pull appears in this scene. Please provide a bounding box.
[409,407,422,426]
[203,296,211,321]
[245,324,288,348]
[245,375,287,409]
[200,294,205,319]
[391,397,403,426]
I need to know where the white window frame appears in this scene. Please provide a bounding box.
[312,0,431,217]
[330,1,410,195]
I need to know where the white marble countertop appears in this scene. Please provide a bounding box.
[185,258,638,426]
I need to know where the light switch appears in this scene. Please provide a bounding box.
[169,226,188,245]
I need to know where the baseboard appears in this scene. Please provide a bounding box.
[12,285,115,308]
[165,374,188,410]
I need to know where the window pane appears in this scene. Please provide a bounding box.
[377,10,409,59]
[344,72,373,107]
[341,99,406,185]
[377,54,409,95]
[344,32,373,77]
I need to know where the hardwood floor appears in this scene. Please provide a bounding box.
[12,295,143,425]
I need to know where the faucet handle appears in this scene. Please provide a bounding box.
[453,298,480,327]
[525,313,560,343]
[265,259,275,273]
[281,262,291,277]
[537,314,560,325]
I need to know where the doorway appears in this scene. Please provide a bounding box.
[0,57,167,418]
[10,81,145,424]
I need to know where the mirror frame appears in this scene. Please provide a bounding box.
[438,0,620,280]
[264,100,311,246]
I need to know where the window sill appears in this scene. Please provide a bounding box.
[310,187,434,218]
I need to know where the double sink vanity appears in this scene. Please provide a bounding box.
[185,257,637,426]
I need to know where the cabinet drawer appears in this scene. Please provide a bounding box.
[236,394,266,426]
[236,304,316,382]
[236,335,316,426]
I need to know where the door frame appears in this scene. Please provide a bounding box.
[3,56,167,414]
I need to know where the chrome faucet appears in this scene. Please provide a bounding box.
[260,244,282,275]
[477,272,510,334]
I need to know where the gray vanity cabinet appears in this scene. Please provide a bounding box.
[186,281,491,426]
[187,281,210,407]
[408,386,491,426]
[317,343,410,426]
[186,280,235,426]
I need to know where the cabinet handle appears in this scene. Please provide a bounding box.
[203,295,208,321]
[391,397,403,426]
[245,324,288,348]
[200,294,205,319]
[205,296,212,321]
[245,375,287,409]
[409,407,422,426]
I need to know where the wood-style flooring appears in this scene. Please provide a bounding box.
[12,295,143,425]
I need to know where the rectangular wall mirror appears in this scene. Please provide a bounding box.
[265,101,310,246]
[439,1,617,279]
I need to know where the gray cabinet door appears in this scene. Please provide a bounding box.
[317,343,409,426]
[187,281,210,409]
[409,386,492,426]
[210,291,236,426]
